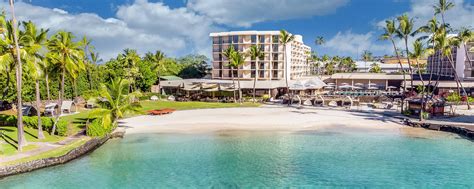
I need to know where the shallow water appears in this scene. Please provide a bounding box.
[1,130,473,188]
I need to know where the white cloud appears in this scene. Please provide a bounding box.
[324,31,390,57]
[326,0,473,58]
[1,0,218,60]
[186,0,349,27]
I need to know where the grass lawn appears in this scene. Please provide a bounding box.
[0,137,90,166]
[139,100,260,112]
[0,125,63,156]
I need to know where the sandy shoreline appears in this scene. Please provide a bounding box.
[119,106,454,139]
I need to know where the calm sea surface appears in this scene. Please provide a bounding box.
[1,130,473,188]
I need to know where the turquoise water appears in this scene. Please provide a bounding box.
[0,130,473,188]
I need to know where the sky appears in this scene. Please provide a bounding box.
[1,0,473,61]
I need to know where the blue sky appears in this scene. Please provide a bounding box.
[6,0,473,60]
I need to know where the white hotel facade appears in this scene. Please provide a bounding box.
[210,31,312,81]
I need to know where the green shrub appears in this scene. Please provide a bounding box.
[262,94,270,101]
[56,120,69,136]
[82,90,100,100]
[86,119,113,137]
[0,115,17,126]
[41,117,54,131]
[446,93,461,102]
[23,116,38,128]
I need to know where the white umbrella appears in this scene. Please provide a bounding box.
[368,86,378,90]
[340,82,349,86]
[387,86,397,89]
[354,83,364,86]
[327,83,335,86]
[368,83,377,86]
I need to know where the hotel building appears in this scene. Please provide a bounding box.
[210,31,311,81]
[427,41,474,81]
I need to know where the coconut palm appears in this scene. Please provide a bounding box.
[47,31,84,135]
[21,21,48,139]
[79,36,95,90]
[410,40,430,121]
[369,63,382,73]
[248,45,264,103]
[145,50,165,90]
[415,17,440,87]
[89,78,141,129]
[279,30,295,105]
[361,50,373,72]
[380,19,407,91]
[315,36,325,46]
[222,46,237,102]
[229,50,246,104]
[396,14,416,89]
[120,49,141,92]
[4,0,27,151]
[434,0,454,27]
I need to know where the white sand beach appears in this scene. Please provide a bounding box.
[120,106,452,138]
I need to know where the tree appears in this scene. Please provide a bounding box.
[416,17,440,87]
[229,49,246,104]
[89,78,141,129]
[222,46,237,102]
[48,31,84,135]
[119,49,140,92]
[315,36,325,46]
[456,28,472,109]
[177,54,210,79]
[22,21,48,139]
[410,40,429,121]
[369,63,382,73]
[279,29,295,106]
[144,50,165,89]
[380,19,407,94]
[361,50,373,72]
[79,36,95,90]
[248,45,264,103]
[0,3,28,150]
[434,0,454,27]
[396,14,416,90]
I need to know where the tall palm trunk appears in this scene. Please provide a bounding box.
[252,59,258,103]
[45,73,51,101]
[404,38,415,90]
[87,68,93,90]
[237,67,242,104]
[428,40,436,94]
[416,59,426,121]
[390,39,406,112]
[447,54,470,109]
[231,68,236,103]
[284,44,291,106]
[10,0,26,151]
[52,67,65,135]
[35,79,45,139]
[73,79,78,99]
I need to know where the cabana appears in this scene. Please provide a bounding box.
[61,101,77,114]
[44,103,59,117]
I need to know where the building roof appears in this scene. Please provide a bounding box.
[330,73,411,80]
[404,80,474,88]
[210,31,280,37]
[159,76,183,81]
[160,77,326,90]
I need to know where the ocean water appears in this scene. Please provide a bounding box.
[0,130,473,188]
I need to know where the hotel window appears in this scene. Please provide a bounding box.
[272,53,278,60]
[259,63,265,69]
[272,44,279,52]
[219,62,222,68]
[273,62,279,69]
[273,71,278,78]
[259,71,265,78]
[213,37,219,44]
[232,35,239,43]
[233,44,239,51]
[219,70,223,77]
[272,36,279,43]
[251,62,256,69]
[251,71,256,78]
[251,35,256,43]
[260,44,265,51]
[233,70,238,77]
[259,35,265,43]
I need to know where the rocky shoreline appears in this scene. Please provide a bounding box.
[404,119,474,141]
[0,131,124,178]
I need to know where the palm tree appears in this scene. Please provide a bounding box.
[79,36,95,90]
[434,0,454,27]
[222,46,237,102]
[48,31,84,135]
[6,0,26,151]
[248,45,264,103]
[279,30,295,106]
[456,28,473,74]
[361,50,373,72]
[229,50,246,104]
[416,17,440,88]
[369,63,382,73]
[396,14,416,90]
[380,19,407,92]
[89,78,141,129]
[120,49,141,92]
[315,36,325,46]
[410,40,429,121]
[22,21,48,139]
[145,50,165,91]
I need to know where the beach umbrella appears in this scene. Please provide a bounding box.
[340,82,349,86]
[368,86,378,90]
[368,83,377,86]
[354,83,364,86]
